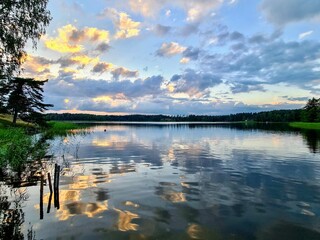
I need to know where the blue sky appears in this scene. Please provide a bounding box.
[22,0,320,115]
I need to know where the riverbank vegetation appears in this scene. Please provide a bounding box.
[0,115,82,170]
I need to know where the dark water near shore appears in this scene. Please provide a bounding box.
[1,123,320,239]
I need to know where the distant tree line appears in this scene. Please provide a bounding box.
[45,98,320,123]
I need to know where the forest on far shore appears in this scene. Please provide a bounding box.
[45,98,320,123]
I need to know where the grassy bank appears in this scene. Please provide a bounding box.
[0,114,34,128]
[289,122,320,130]
[0,127,42,169]
[0,115,45,169]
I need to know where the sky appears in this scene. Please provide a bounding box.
[22,0,320,115]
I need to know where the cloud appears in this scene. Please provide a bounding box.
[92,62,114,73]
[299,30,314,39]
[45,75,165,100]
[56,54,99,68]
[229,82,265,94]
[282,96,309,102]
[261,0,320,26]
[128,0,224,22]
[44,24,110,53]
[100,8,141,39]
[111,67,139,80]
[169,69,222,97]
[201,38,320,93]
[94,43,111,53]
[180,58,190,64]
[156,42,187,57]
[70,54,99,66]
[153,24,172,36]
[179,23,200,36]
[21,55,55,79]
[182,47,200,60]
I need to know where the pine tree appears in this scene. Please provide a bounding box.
[0,77,53,124]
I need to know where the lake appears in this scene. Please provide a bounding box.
[1,123,320,239]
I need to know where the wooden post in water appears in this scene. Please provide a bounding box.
[53,164,61,209]
[47,172,53,213]
[48,172,53,193]
[40,172,44,220]
[56,165,60,209]
[54,164,58,208]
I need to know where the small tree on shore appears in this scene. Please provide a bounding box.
[302,98,320,122]
[0,77,53,124]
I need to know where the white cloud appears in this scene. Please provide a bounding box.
[299,30,314,39]
[128,0,224,22]
[180,58,190,64]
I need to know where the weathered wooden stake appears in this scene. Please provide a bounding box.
[40,172,44,220]
[47,172,53,213]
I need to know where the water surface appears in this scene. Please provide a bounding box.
[1,123,320,239]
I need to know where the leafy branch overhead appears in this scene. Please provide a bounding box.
[0,0,51,76]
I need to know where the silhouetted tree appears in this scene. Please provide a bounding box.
[0,77,53,124]
[301,98,320,122]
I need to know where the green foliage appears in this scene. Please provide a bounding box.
[0,127,47,170]
[0,0,51,76]
[301,98,320,122]
[0,128,32,169]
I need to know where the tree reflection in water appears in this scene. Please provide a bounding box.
[0,159,50,240]
[302,130,320,153]
[0,185,32,239]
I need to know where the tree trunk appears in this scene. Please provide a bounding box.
[13,108,18,124]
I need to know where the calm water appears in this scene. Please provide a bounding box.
[1,123,320,239]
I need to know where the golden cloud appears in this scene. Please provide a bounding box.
[114,12,141,39]
[45,24,110,53]
[101,8,140,39]
[70,54,99,66]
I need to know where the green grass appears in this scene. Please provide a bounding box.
[289,122,320,130]
[0,127,36,169]
[47,121,80,130]
[0,114,47,169]
[45,121,86,136]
